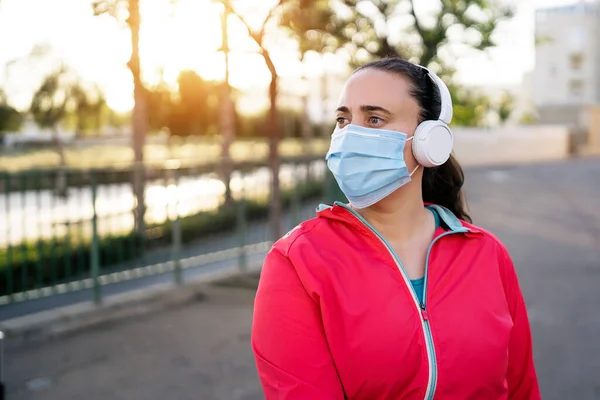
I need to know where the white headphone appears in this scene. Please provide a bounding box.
[411,66,454,168]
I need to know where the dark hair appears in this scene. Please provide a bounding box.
[354,57,471,222]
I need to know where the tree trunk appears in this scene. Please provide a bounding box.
[264,52,282,241]
[219,4,235,208]
[52,126,68,198]
[219,85,235,208]
[300,55,312,156]
[127,0,147,234]
[320,66,330,139]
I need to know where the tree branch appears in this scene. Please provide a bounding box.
[259,0,285,42]
[225,0,285,46]
[408,0,426,43]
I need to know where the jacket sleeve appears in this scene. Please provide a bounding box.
[252,248,345,399]
[498,245,542,400]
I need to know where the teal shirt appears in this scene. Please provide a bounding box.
[410,207,440,305]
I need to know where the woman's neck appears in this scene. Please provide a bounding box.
[353,182,430,244]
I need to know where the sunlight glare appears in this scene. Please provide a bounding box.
[139,0,222,87]
[105,71,134,113]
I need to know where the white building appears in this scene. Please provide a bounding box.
[532,0,600,139]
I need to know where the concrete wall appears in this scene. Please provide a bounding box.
[452,125,572,167]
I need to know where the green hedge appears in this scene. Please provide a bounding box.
[0,179,325,297]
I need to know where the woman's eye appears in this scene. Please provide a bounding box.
[336,117,349,126]
[369,116,383,125]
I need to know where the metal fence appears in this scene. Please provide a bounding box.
[0,156,328,306]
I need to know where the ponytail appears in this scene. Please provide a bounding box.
[422,154,471,222]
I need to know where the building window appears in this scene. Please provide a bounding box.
[570,53,584,70]
[569,79,584,96]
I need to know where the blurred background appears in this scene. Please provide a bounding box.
[0,0,599,399]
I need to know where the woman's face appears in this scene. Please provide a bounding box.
[335,68,422,171]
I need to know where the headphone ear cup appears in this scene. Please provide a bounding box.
[412,123,430,167]
[411,121,454,168]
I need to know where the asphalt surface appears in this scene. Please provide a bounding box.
[3,157,600,400]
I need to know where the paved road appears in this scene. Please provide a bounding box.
[4,157,600,399]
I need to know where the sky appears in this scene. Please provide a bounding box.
[0,0,589,114]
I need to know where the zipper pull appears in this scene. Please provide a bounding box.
[420,303,429,321]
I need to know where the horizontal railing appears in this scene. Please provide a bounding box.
[0,155,329,306]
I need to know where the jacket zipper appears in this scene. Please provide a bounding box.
[337,203,463,400]
[421,231,462,399]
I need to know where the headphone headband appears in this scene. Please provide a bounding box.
[415,65,453,125]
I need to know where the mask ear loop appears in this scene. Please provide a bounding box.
[409,164,420,176]
[405,136,420,176]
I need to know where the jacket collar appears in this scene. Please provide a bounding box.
[317,202,481,234]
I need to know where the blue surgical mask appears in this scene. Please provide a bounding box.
[325,124,419,209]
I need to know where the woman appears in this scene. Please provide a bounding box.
[251,58,541,399]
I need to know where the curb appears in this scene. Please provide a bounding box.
[0,264,262,345]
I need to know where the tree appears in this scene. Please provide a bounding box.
[144,70,221,137]
[0,90,23,133]
[324,0,513,68]
[496,91,514,125]
[450,86,490,127]
[279,0,333,151]
[311,0,513,127]
[222,0,283,240]
[69,83,107,136]
[216,2,236,208]
[222,0,331,239]
[519,111,536,125]
[29,65,75,196]
[177,70,214,136]
[93,0,147,233]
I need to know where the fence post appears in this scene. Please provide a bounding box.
[0,330,4,400]
[3,174,13,302]
[290,162,302,228]
[90,172,101,304]
[19,173,28,301]
[236,184,247,273]
[171,167,182,285]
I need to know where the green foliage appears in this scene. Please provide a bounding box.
[29,65,106,135]
[144,68,322,138]
[497,92,514,124]
[450,85,491,127]
[279,0,334,55]
[145,70,222,136]
[0,233,144,295]
[519,111,537,125]
[29,65,70,130]
[535,35,554,47]
[69,83,108,136]
[92,0,129,23]
[0,90,23,133]
[320,0,514,68]
[235,108,317,138]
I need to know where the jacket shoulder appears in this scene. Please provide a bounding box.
[272,217,333,257]
[462,220,507,246]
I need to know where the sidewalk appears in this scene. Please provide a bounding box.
[5,280,264,400]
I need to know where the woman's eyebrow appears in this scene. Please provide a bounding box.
[360,105,392,116]
[335,105,393,116]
